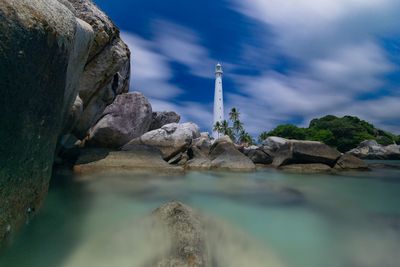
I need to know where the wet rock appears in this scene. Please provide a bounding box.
[151,201,209,267]
[74,145,183,175]
[334,154,369,171]
[209,138,256,171]
[149,111,181,131]
[123,123,200,161]
[186,147,212,170]
[87,92,152,148]
[0,0,93,243]
[279,163,332,173]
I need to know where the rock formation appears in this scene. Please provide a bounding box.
[87,92,152,148]
[348,140,400,160]
[149,111,181,131]
[123,123,201,161]
[0,0,94,243]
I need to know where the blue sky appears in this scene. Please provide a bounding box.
[95,0,400,135]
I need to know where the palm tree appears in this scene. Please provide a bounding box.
[213,121,222,135]
[258,131,269,143]
[233,119,243,137]
[239,130,253,145]
[229,107,240,122]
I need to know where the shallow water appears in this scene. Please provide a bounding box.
[1,163,400,267]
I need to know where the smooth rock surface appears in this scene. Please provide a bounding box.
[186,147,212,170]
[272,140,341,167]
[123,123,200,160]
[149,111,181,131]
[87,92,152,148]
[209,138,256,171]
[243,146,273,165]
[334,154,369,170]
[74,146,183,175]
[0,0,92,243]
[279,163,332,173]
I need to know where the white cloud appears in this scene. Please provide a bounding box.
[227,0,400,134]
[121,31,183,99]
[120,30,215,131]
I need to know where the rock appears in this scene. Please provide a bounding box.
[149,111,181,131]
[123,123,200,161]
[73,37,130,139]
[334,154,369,170]
[348,140,400,160]
[151,201,209,267]
[243,146,273,165]
[262,136,289,152]
[272,140,341,167]
[86,92,152,148]
[74,145,183,175]
[192,135,212,155]
[279,163,332,173]
[0,0,93,243]
[186,147,212,170]
[70,0,131,139]
[209,138,256,171]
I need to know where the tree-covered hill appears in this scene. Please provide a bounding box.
[259,115,399,152]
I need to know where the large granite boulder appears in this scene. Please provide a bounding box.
[0,0,93,243]
[69,0,131,139]
[348,140,400,160]
[151,201,209,267]
[334,154,369,170]
[271,139,341,167]
[243,146,273,165]
[262,136,289,153]
[209,138,256,171]
[87,92,152,148]
[74,145,183,175]
[149,111,181,131]
[186,147,212,170]
[123,123,200,161]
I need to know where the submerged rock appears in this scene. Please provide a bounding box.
[123,123,200,161]
[0,0,93,243]
[87,92,152,148]
[149,111,181,131]
[151,201,209,267]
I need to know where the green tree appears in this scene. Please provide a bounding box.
[258,131,269,143]
[229,107,240,122]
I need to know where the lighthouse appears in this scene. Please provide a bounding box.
[213,63,224,139]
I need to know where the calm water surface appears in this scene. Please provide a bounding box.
[1,162,400,267]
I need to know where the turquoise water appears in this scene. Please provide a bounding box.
[1,163,400,267]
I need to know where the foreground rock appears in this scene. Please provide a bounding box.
[0,0,93,243]
[70,0,131,139]
[209,137,256,171]
[348,140,400,160]
[123,123,200,161]
[87,92,152,148]
[74,145,183,175]
[151,202,209,267]
[149,111,181,131]
[334,154,369,171]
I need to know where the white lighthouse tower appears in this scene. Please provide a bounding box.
[213,63,224,139]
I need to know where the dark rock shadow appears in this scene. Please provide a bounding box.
[0,169,91,267]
